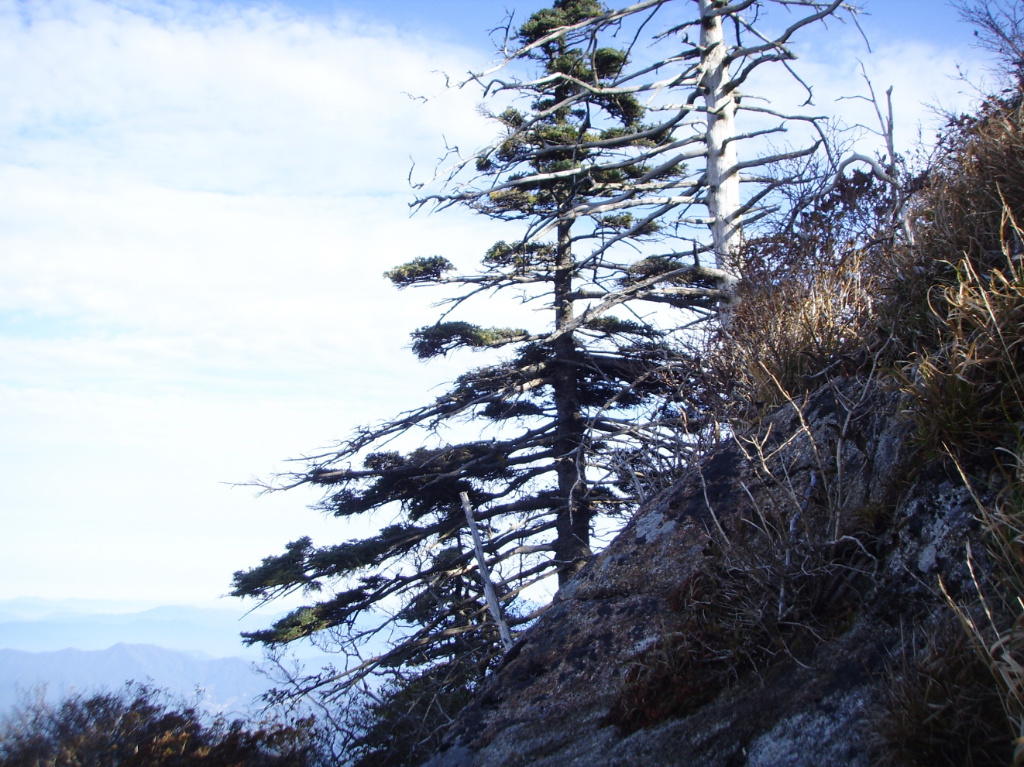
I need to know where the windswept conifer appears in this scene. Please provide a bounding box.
[233,1,853,753]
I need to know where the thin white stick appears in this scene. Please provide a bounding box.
[461,492,514,652]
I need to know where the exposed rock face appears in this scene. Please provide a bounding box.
[422,379,981,766]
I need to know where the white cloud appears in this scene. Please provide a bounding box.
[0,0,501,604]
[0,0,491,192]
[744,23,990,159]
[0,0,997,608]
[0,0,502,388]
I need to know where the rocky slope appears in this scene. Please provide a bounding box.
[422,378,985,766]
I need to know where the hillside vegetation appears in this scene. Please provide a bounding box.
[408,72,1024,767]
[709,84,1024,766]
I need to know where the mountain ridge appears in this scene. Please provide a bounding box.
[0,599,282,658]
[0,642,270,715]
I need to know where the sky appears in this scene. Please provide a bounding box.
[0,0,1000,617]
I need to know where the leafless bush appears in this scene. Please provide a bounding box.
[701,170,904,424]
[0,682,327,767]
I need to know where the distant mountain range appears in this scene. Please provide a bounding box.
[0,643,269,715]
[0,598,343,718]
[0,599,271,659]
[0,598,394,720]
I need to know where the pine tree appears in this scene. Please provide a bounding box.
[232,0,851,729]
[234,0,703,674]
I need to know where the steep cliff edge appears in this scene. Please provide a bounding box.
[423,378,988,766]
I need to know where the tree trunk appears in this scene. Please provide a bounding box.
[699,0,742,289]
[551,219,591,584]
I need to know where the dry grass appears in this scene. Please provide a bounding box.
[607,524,875,734]
[715,247,883,417]
[700,169,911,423]
[704,96,1024,429]
[914,98,1024,279]
[902,226,1024,465]
[935,460,1024,766]
[885,91,1024,766]
[684,87,1024,763]
[871,620,1012,767]
[611,84,1024,753]
[607,416,879,734]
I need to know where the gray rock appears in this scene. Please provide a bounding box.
[421,379,982,766]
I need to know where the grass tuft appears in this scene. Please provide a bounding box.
[871,621,1012,767]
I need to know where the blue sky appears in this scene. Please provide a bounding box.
[0,0,996,615]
